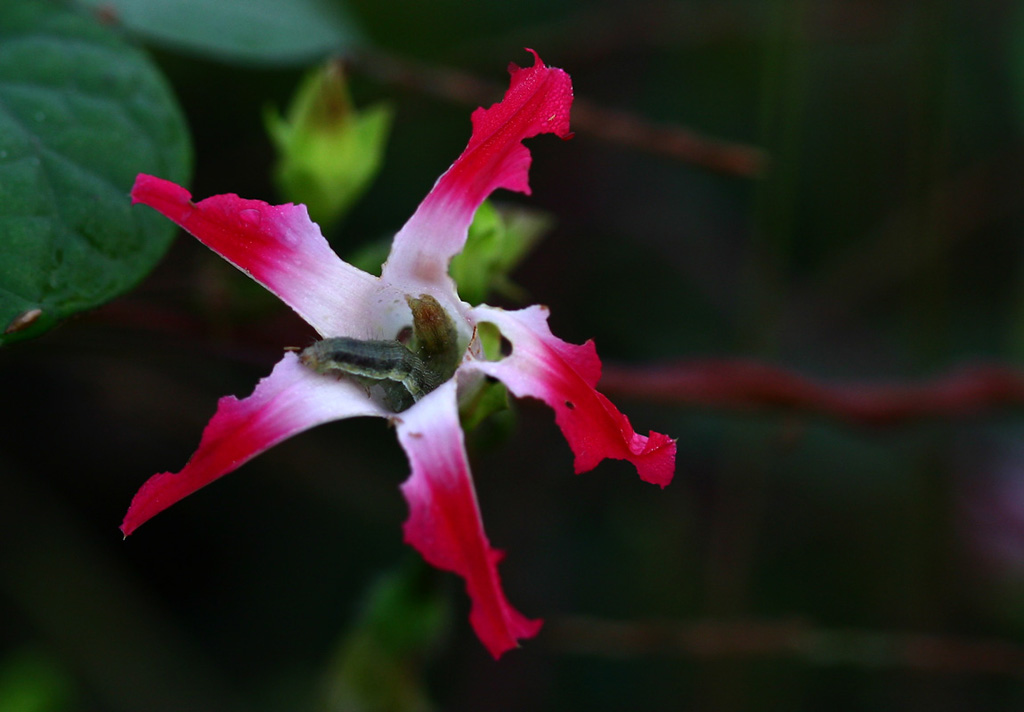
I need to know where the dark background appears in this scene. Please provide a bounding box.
[4,0,1024,709]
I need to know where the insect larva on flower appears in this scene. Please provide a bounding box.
[299,293,461,412]
[300,337,436,411]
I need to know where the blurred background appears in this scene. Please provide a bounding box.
[4,0,1024,709]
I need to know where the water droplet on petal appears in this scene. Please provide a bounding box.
[279,226,300,246]
[239,208,261,228]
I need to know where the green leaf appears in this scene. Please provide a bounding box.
[74,0,365,66]
[0,2,191,346]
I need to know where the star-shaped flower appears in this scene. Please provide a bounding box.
[122,51,676,658]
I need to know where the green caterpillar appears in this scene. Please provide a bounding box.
[300,337,438,411]
[299,294,461,412]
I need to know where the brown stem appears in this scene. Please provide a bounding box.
[548,616,1024,675]
[348,49,765,177]
[600,359,1024,426]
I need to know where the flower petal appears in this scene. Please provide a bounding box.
[381,50,573,291]
[468,305,676,487]
[132,174,385,338]
[395,380,541,658]
[121,353,389,536]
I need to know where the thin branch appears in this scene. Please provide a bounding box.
[599,359,1024,426]
[348,49,765,177]
[548,616,1024,675]
[571,99,766,176]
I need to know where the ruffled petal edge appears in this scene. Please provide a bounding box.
[468,305,676,487]
[121,353,389,536]
[381,50,573,292]
[132,175,384,338]
[395,380,542,658]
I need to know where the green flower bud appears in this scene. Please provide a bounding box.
[266,60,392,228]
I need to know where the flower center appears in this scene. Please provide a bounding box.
[299,294,462,411]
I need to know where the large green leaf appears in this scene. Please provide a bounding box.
[0,2,191,346]
[74,0,365,65]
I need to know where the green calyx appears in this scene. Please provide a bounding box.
[449,201,553,305]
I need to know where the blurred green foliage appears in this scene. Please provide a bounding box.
[0,649,76,712]
[74,0,365,64]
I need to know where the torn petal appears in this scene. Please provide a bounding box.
[121,353,389,536]
[468,305,676,487]
[382,50,573,291]
[132,175,383,338]
[395,381,541,658]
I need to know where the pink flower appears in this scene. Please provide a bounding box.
[122,51,676,658]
